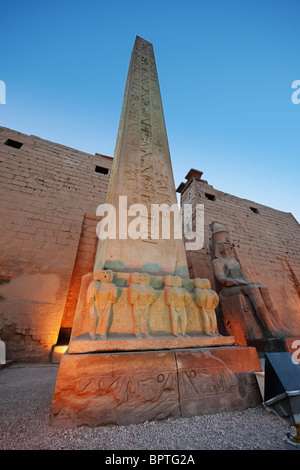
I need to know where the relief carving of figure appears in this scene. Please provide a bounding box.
[87,269,117,340]
[127,272,156,338]
[164,275,190,337]
[210,221,289,338]
[194,278,221,336]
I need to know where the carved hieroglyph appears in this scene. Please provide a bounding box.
[51,347,261,427]
[94,36,188,277]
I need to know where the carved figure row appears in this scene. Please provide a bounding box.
[86,270,220,340]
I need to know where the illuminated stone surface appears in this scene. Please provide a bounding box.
[66,37,223,352]
[94,35,188,277]
[51,37,262,427]
[51,347,261,427]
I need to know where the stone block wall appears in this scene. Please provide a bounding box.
[0,127,112,361]
[177,170,300,336]
[1,125,299,361]
[59,212,101,335]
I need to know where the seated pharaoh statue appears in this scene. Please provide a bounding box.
[210,221,289,339]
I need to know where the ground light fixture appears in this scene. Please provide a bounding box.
[263,352,300,450]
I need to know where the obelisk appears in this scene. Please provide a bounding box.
[94,36,188,278]
[51,37,260,429]
[64,35,232,350]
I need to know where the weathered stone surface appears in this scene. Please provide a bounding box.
[61,213,102,332]
[57,38,226,367]
[210,221,291,341]
[51,345,68,363]
[68,332,235,354]
[176,347,262,417]
[194,278,220,335]
[218,295,253,346]
[177,171,300,337]
[0,126,112,361]
[68,270,229,353]
[51,350,180,427]
[50,37,262,428]
[94,36,188,277]
[51,346,261,427]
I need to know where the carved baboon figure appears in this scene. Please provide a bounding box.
[164,275,190,337]
[127,272,156,338]
[87,269,117,339]
[194,278,220,336]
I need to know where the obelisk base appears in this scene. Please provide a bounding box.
[51,346,262,427]
[68,333,235,354]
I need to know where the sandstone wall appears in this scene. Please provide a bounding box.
[0,127,111,361]
[1,125,299,361]
[178,171,300,336]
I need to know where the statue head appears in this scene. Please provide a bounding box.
[129,272,151,285]
[194,278,211,289]
[216,240,233,258]
[210,221,232,258]
[163,275,182,287]
[93,269,114,283]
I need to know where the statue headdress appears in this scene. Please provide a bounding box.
[209,221,231,258]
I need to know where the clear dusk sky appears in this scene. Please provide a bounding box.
[1,0,300,222]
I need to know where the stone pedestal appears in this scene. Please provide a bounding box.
[68,333,235,354]
[51,346,261,427]
[219,294,264,346]
[51,266,262,428]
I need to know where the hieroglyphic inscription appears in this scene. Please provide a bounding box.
[76,371,178,404]
[179,367,237,398]
[123,160,171,204]
[94,36,187,272]
[121,36,172,208]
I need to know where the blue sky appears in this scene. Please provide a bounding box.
[1,0,300,221]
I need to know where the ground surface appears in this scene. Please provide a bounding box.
[0,363,295,451]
